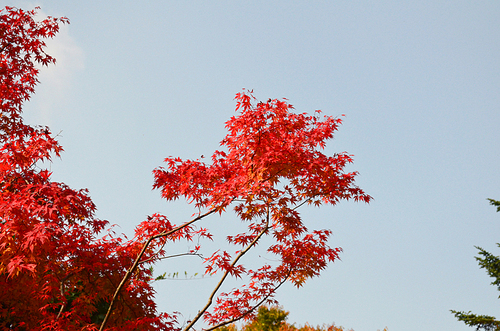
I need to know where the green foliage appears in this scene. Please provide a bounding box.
[488,199,500,213]
[450,311,500,331]
[214,306,385,331]
[243,306,289,331]
[149,267,204,281]
[216,323,238,331]
[475,245,500,295]
[451,199,500,330]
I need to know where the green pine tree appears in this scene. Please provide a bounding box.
[451,199,500,331]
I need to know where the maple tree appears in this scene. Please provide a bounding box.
[0,6,174,330]
[0,6,371,331]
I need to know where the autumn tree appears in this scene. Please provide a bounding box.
[0,6,371,331]
[243,306,289,331]
[451,199,500,331]
[214,306,388,331]
[100,89,372,329]
[0,6,174,330]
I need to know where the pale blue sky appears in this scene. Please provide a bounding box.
[7,1,500,330]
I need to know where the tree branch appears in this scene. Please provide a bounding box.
[141,250,204,265]
[182,207,271,331]
[98,208,217,331]
[203,271,290,331]
[55,272,75,320]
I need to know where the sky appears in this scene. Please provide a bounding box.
[4,1,500,330]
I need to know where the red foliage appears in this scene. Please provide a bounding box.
[0,6,175,331]
[151,91,371,330]
[0,6,371,331]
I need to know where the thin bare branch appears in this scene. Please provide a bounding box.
[292,196,315,211]
[203,271,290,331]
[140,250,203,265]
[55,272,75,320]
[99,208,217,331]
[183,207,271,331]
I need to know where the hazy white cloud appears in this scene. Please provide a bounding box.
[27,8,85,126]
[40,21,85,88]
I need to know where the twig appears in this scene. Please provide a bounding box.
[55,272,74,320]
[98,208,217,331]
[182,207,270,331]
[203,271,291,331]
[140,251,203,265]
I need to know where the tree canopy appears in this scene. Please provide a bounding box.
[0,6,371,331]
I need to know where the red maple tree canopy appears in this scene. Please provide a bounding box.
[0,6,371,331]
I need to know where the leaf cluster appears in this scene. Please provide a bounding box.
[148,90,371,329]
[451,311,500,331]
